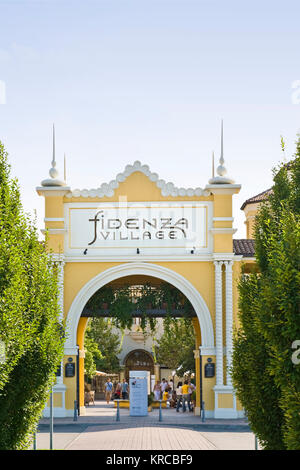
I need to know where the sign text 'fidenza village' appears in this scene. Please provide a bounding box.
[88,210,188,245]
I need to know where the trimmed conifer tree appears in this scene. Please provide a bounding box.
[0,142,64,450]
[232,139,300,450]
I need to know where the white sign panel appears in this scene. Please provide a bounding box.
[129,370,149,416]
[65,201,212,256]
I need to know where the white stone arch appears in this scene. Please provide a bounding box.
[64,262,214,352]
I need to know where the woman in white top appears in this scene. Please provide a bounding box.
[153,381,161,401]
[176,382,183,412]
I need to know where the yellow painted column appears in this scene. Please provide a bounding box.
[154,364,160,382]
[77,317,88,415]
[192,317,201,416]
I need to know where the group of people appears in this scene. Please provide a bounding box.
[153,378,196,412]
[104,376,196,412]
[104,378,129,404]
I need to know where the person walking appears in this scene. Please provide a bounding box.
[114,380,122,399]
[121,378,129,399]
[104,377,113,404]
[153,381,161,401]
[170,389,177,408]
[188,380,196,412]
[181,380,192,412]
[160,378,168,399]
[176,381,183,412]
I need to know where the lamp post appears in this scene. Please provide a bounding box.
[116,400,120,421]
[159,400,163,422]
[49,387,53,450]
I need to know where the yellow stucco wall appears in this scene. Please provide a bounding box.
[63,355,77,410]
[218,394,234,409]
[201,355,216,411]
[47,392,62,408]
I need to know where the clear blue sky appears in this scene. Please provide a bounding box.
[0,0,300,237]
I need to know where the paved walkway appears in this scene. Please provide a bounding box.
[36,400,256,450]
[39,400,249,430]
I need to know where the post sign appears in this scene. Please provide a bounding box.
[65,362,75,378]
[65,202,212,256]
[129,370,149,416]
[204,361,215,378]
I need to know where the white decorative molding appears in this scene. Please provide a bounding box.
[42,383,67,418]
[65,161,210,199]
[64,254,215,263]
[204,184,241,195]
[225,260,233,386]
[213,385,238,419]
[212,253,236,261]
[199,346,227,356]
[44,217,65,222]
[41,228,67,235]
[36,187,71,197]
[210,228,237,235]
[199,346,216,356]
[56,255,65,384]
[214,260,224,386]
[64,346,79,356]
[213,217,234,222]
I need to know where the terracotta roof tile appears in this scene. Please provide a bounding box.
[233,239,255,257]
[240,188,272,210]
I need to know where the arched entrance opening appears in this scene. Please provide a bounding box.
[124,349,155,382]
[68,263,213,416]
[66,262,214,351]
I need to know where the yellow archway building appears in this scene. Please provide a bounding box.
[37,146,257,419]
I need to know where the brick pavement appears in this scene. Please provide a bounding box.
[65,424,218,450]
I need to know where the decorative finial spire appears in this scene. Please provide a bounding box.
[212,151,215,178]
[41,124,66,187]
[220,119,224,165]
[208,120,235,184]
[216,119,227,178]
[52,123,55,166]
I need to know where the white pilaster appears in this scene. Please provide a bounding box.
[56,256,65,385]
[225,260,233,386]
[213,260,224,386]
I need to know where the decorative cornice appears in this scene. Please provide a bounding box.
[65,161,210,199]
[36,186,71,197]
[44,217,65,222]
[213,253,236,261]
[213,217,234,222]
[41,228,67,235]
[193,349,200,359]
[204,184,241,195]
[210,228,237,235]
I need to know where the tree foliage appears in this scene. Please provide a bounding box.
[84,335,103,379]
[155,318,196,375]
[232,142,300,450]
[86,283,193,332]
[85,318,121,374]
[0,142,64,450]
